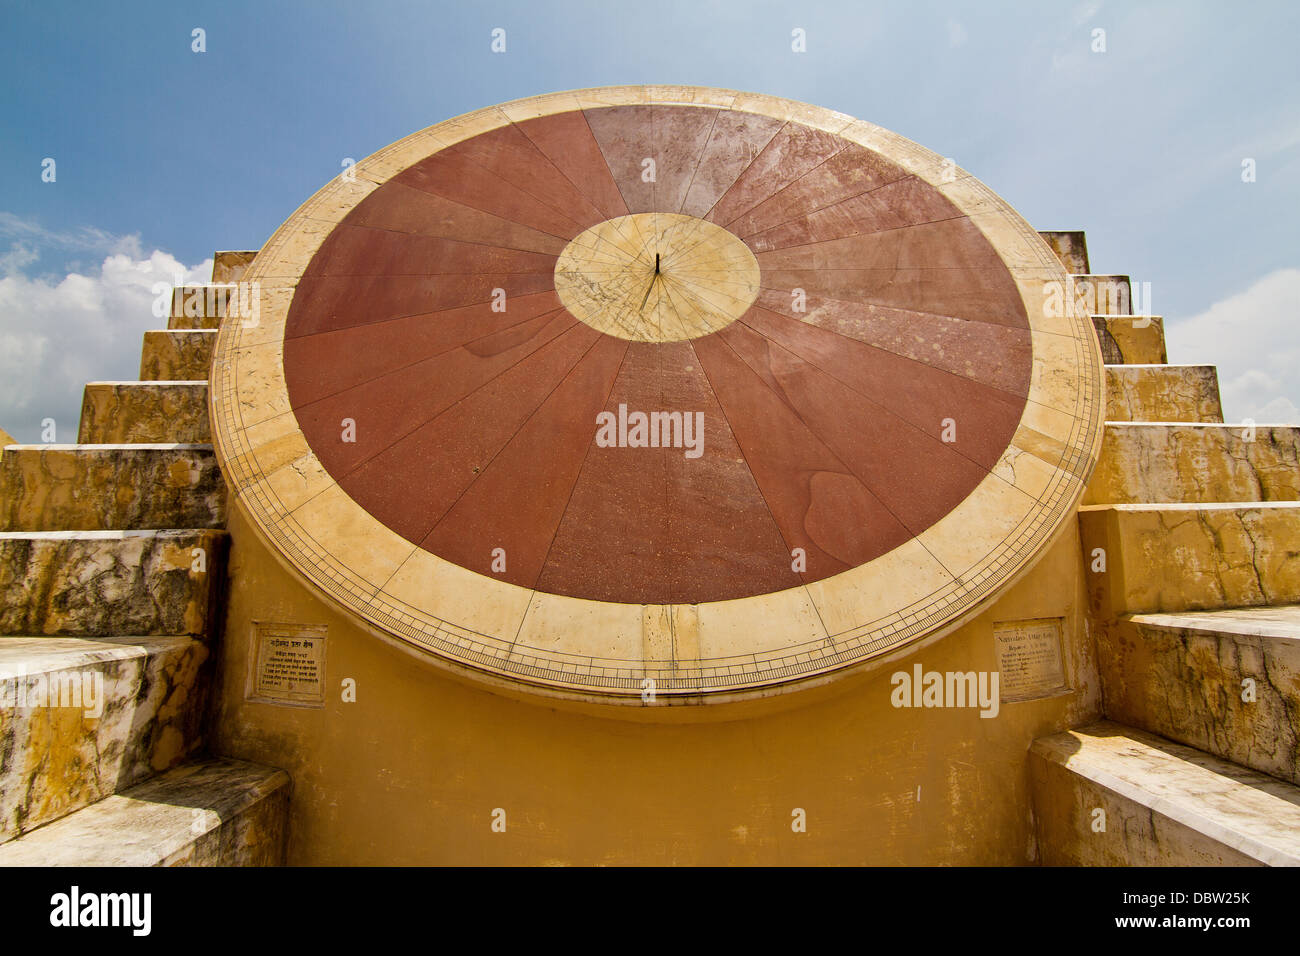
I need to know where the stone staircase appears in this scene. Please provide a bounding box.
[0,251,288,866]
[1031,231,1300,866]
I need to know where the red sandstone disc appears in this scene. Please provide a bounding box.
[210,86,1103,707]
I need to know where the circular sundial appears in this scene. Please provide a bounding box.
[210,86,1103,708]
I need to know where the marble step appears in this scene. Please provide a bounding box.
[0,529,227,638]
[1092,315,1167,365]
[0,757,290,866]
[139,330,216,381]
[1069,274,1131,315]
[78,382,209,443]
[1084,423,1300,505]
[0,444,225,531]
[212,250,258,283]
[1096,606,1300,785]
[166,284,240,330]
[1030,721,1300,866]
[1105,365,1224,423]
[0,635,209,844]
[1079,501,1300,615]
[1037,230,1090,274]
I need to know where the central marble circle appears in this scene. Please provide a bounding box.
[554,213,761,342]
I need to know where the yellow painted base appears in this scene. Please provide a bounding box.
[208,503,1098,865]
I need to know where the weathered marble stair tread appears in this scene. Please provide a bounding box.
[1068,274,1132,315]
[0,444,225,531]
[167,284,237,330]
[1084,423,1300,505]
[139,330,217,381]
[0,529,227,637]
[1037,230,1090,274]
[1104,365,1224,423]
[78,382,210,443]
[0,635,208,843]
[1078,501,1300,615]
[1093,315,1166,365]
[1030,721,1300,866]
[212,250,258,283]
[0,757,289,866]
[1097,607,1300,785]
[1130,604,1300,638]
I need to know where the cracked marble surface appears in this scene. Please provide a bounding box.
[139,331,216,382]
[1081,502,1300,615]
[1031,721,1300,865]
[0,444,226,531]
[78,383,210,444]
[1105,365,1223,423]
[0,757,288,866]
[1097,609,1300,785]
[1085,423,1300,505]
[0,529,226,637]
[0,635,208,843]
[1091,316,1166,365]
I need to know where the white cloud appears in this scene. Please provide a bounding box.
[1072,1,1103,27]
[0,225,211,442]
[1165,267,1300,424]
[0,211,143,262]
[0,243,39,277]
[946,19,967,49]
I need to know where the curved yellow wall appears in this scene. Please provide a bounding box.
[209,505,1099,865]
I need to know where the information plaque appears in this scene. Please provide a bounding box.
[249,622,328,707]
[993,618,1069,702]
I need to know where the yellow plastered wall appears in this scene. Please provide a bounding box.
[209,504,1098,865]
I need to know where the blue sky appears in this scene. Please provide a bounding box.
[1,0,1297,439]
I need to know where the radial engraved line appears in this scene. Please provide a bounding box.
[514,108,632,222]
[666,271,756,318]
[697,121,790,222]
[721,321,982,545]
[582,107,647,218]
[359,181,570,254]
[338,202,567,257]
[737,176,939,247]
[675,107,720,215]
[289,300,567,409]
[686,335,806,590]
[725,157,914,241]
[396,153,585,242]
[479,123,611,227]
[516,338,634,593]
[688,336,823,586]
[659,277,732,335]
[417,332,619,542]
[284,278,558,341]
[736,310,1029,476]
[712,134,852,229]
[755,287,1029,341]
[658,276,720,338]
[748,211,970,257]
[752,290,1032,394]
[328,314,584,480]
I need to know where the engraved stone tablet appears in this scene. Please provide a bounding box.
[993,618,1068,701]
[249,622,327,707]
